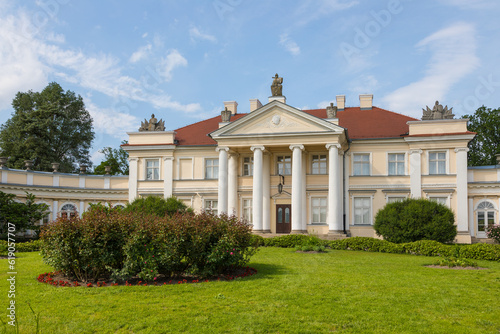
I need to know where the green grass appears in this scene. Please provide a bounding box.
[1,248,500,333]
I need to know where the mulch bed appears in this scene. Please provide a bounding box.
[37,266,257,288]
[424,265,488,270]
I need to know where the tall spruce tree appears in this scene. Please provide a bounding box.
[0,82,94,173]
[463,106,500,166]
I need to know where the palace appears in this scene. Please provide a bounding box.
[1,76,499,243]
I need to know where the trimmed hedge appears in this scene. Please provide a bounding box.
[374,198,457,243]
[328,237,500,262]
[40,207,257,282]
[263,234,329,248]
[0,239,44,256]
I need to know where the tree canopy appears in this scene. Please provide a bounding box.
[463,106,500,166]
[0,82,95,173]
[93,140,129,175]
[0,191,49,237]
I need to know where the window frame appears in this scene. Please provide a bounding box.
[310,196,328,224]
[60,203,78,219]
[145,158,161,181]
[427,150,448,175]
[204,199,218,215]
[242,156,254,176]
[241,198,253,223]
[352,196,372,225]
[428,196,449,207]
[352,153,371,176]
[311,154,328,175]
[204,158,219,179]
[276,155,292,176]
[474,200,497,236]
[387,152,406,176]
[386,196,407,204]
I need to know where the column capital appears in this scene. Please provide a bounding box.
[454,147,470,153]
[409,149,423,155]
[325,143,341,150]
[250,145,265,152]
[289,144,304,151]
[163,156,174,161]
[216,146,230,152]
[128,157,139,162]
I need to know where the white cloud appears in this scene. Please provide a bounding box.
[382,22,479,118]
[158,49,188,81]
[348,74,378,95]
[279,33,301,56]
[129,44,152,63]
[294,0,359,26]
[189,27,217,43]
[86,100,138,139]
[90,150,105,166]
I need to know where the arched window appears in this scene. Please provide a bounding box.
[476,201,496,237]
[60,204,77,219]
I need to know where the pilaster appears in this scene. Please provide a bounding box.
[409,149,422,198]
[163,157,174,198]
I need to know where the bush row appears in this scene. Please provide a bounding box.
[0,239,44,256]
[251,234,500,262]
[40,208,256,282]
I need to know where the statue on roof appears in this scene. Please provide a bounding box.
[422,101,454,120]
[139,113,166,131]
[326,102,338,118]
[271,73,283,96]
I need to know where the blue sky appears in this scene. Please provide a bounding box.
[0,0,499,165]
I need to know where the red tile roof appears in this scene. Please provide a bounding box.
[174,106,419,146]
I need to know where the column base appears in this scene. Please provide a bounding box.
[455,231,472,244]
[291,230,307,234]
[260,229,271,233]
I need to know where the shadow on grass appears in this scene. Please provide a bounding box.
[245,263,288,280]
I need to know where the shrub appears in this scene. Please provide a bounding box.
[249,234,266,247]
[40,208,256,282]
[458,243,500,261]
[329,237,404,253]
[123,196,192,217]
[486,224,500,243]
[264,234,315,248]
[374,198,457,243]
[16,239,44,252]
[401,240,452,257]
[434,257,478,268]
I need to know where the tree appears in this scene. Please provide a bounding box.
[0,82,95,173]
[0,191,49,237]
[93,140,129,175]
[374,198,457,244]
[123,196,192,217]
[463,106,500,166]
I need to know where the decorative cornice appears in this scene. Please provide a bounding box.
[163,157,174,161]
[409,149,423,155]
[454,147,470,153]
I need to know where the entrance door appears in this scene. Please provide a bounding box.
[276,204,291,233]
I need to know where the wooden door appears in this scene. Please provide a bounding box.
[276,204,291,233]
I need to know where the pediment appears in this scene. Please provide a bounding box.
[210,101,343,139]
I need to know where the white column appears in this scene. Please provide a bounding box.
[163,157,174,198]
[301,152,307,230]
[128,158,138,203]
[79,201,85,218]
[251,146,265,231]
[228,153,238,216]
[409,149,422,198]
[52,200,58,220]
[290,144,304,232]
[455,148,469,232]
[326,144,341,231]
[217,147,229,215]
[262,153,271,232]
[344,153,350,231]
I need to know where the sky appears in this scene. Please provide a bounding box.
[1,0,499,166]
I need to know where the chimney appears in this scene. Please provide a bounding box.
[224,101,238,115]
[359,94,373,110]
[249,99,263,112]
[336,95,345,110]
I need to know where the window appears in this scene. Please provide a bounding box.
[277,155,292,175]
[353,154,370,176]
[60,204,77,219]
[477,201,496,234]
[311,197,327,224]
[388,153,405,175]
[353,197,371,225]
[205,200,218,215]
[429,197,448,206]
[243,199,252,223]
[243,157,253,176]
[146,159,160,180]
[39,213,50,226]
[387,196,406,204]
[205,158,219,179]
[429,152,446,175]
[312,155,327,175]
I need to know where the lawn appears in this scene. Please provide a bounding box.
[1,248,499,333]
